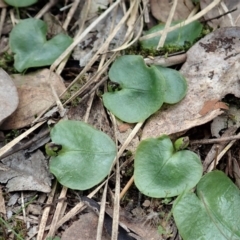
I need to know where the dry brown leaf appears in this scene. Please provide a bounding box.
[0,68,19,126]
[200,0,240,28]
[118,123,132,133]
[142,27,240,139]
[0,69,66,130]
[150,0,194,22]
[199,99,228,115]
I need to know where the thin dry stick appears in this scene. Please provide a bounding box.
[207,140,236,172]
[47,186,68,238]
[62,0,81,30]
[144,53,187,67]
[83,92,95,122]
[49,73,65,117]
[220,1,234,26]
[191,133,240,145]
[117,122,143,158]
[35,0,58,19]
[117,122,144,198]
[0,122,44,158]
[112,157,120,240]
[139,0,221,41]
[96,183,108,240]
[37,181,57,240]
[21,192,26,223]
[50,0,122,72]
[9,8,17,26]
[120,176,134,199]
[109,114,120,240]
[157,0,178,49]
[0,8,6,37]
[56,0,91,75]
[142,0,149,23]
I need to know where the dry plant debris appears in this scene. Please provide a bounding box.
[0,69,66,130]
[0,0,240,240]
[0,68,18,126]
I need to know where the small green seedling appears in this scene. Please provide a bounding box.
[45,143,62,157]
[174,137,189,151]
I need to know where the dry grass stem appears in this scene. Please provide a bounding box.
[47,186,68,238]
[139,0,222,41]
[207,140,236,172]
[50,0,122,72]
[0,121,44,158]
[96,183,108,240]
[37,181,57,240]
[0,8,6,37]
[62,0,81,30]
[157,0,178,49]
[35,0,58,19]
[120,176,134,199]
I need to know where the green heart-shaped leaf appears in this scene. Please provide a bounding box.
[103,55,165,123]
[173,171,240,240]
[49,120,117,190]
[134,135,202,198]
[155,66,187,104]
[4,0,37,7]
[9,18,73,72]
[140,20,203,49]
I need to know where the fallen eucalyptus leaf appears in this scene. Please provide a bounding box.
[0,69,66,130]
[0,68,19,126]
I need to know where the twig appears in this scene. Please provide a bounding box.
[200,7,237,23]
[37,181,57,240]
[157,0,178,49]
[120,176,134,199]
[207,140,236,172]
[0,122,44,159]
[62,0,81,30]
[0,8,7,38]
[47,186,68,238]
[35,0,58,19]
[144,53,187,67]
[191,133,240,145]
[142,0,149,23]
